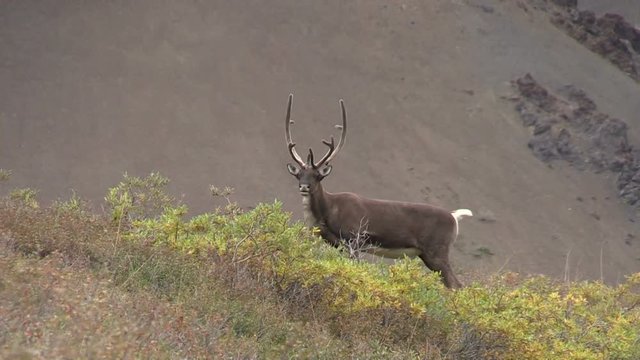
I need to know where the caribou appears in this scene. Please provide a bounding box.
[284,94,473,288]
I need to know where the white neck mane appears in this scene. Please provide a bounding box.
[301,195,318,227]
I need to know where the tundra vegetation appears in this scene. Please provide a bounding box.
[0,172,638,359]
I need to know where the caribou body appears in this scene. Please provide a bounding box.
[284,94,472,288]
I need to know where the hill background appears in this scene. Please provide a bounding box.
[1,0,639,283]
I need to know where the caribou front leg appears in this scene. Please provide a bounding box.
[319,225,343,248]
[419,253,462,289]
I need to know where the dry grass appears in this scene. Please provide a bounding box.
[0,244,189,358]
[0,198,416,359]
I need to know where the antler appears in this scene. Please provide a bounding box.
[285,94,305,167]
[285,95,347,168]
[314,99,347,167]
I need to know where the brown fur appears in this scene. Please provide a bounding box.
[299,179,463,288]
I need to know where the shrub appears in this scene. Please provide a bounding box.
[2,173,638,359]
[449,274,640,359]
[125,194,639,358]
[9,188,39,208]
[104,172,174,223]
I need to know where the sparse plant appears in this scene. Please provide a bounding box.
[210,184,241,215]
[210,185,235,202]
[342,217,375,260]
[0,168,11,181]
[52,190,85,214]
[9,188,39,208]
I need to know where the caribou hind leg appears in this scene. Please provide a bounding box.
[419,250,462,289]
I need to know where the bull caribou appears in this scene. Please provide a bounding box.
[284,94,472,288]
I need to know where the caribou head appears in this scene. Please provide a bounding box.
[285,94,346,197]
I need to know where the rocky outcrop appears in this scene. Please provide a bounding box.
[513,74,640,206]
[528,0,640,82]
[550,0,576,8]
[553,11,640,81]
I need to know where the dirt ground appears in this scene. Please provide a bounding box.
[1,0,639,283]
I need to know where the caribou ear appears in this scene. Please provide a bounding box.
[318,165,332,178]
[287,163,300,176]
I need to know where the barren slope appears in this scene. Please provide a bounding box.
[1,0,639,283]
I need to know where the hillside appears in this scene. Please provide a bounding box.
[1,0,640,283]
[1,179,638,359]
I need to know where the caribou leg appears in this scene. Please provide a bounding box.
[419,253,462,289]
[319,227,343,248]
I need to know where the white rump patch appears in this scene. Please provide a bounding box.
[363,246,422,259]
[451,208,473,238]
[451,209,473,220]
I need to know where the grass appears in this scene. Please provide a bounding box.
[0,173,638,359]
[0,190,412,359]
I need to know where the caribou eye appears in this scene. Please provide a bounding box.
[287,163,300,176]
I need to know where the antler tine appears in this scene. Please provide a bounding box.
[315,136,335,167]
[285,93,305,166]
[321,137,335,147]
[307,148,315,168]
[316,99,347,167]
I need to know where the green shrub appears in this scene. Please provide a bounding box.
[101,170,639,359]
[104,172,174,223]
[3,173,637,359]
[121,193,639,358]
[449,274,640,359]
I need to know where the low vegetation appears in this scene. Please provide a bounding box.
[1,173,638,359]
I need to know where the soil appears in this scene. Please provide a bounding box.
[1,0,639,283]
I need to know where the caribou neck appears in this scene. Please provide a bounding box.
[302,183,331,227]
